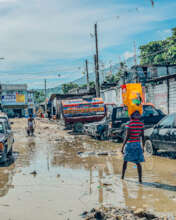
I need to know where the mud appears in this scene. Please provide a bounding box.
[0,118,176,220]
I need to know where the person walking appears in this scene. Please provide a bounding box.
[121,111,145,183]
[27,114,35,136]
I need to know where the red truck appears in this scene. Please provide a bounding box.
[61,97,106,132]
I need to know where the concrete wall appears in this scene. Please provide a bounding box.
[101,87,123,106]
[101,87,118,105]
[146,82,168,114]
[101,78,176,115]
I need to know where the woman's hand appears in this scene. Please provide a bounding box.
[121,147,124,154]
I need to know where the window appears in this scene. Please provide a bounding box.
[158,114,175,128]
[0,123,4,133]
[143,105,159,117]
[116,107,128,118]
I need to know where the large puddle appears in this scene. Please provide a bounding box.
[0,119,176,219]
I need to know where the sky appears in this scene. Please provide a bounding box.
[0,0,176,89]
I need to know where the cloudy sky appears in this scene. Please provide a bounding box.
[0,0,175,89]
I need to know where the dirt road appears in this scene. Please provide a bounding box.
[0,118,176,219]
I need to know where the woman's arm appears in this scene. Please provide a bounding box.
[121,128,130,154]
[141,129,145,152]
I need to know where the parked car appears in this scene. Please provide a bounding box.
[0,114,11,130]
[110,104,165,141]
[144,113,176,155]
[83,103,116,140]
[84,103,165,141]
[0,119,14,163]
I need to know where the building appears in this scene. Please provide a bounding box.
[1,84,28,117]
[27,90,35,116]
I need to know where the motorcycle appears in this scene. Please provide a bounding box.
[26,126,35,137]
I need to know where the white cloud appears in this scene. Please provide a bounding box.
[157,29,172,40]
[123,51,134,60]
[0,0,175,88]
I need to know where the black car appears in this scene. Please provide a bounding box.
[144,113,176,155]
[111,104,165,141]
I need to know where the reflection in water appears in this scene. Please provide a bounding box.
[50,139,176,215]
[0,159,15,197]
[122,180,176,213]
[122,181,145,209]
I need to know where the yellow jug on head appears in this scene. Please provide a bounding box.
[121,83,143,117]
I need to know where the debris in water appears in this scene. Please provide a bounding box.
[102,183,112,187]
[57,174,61,178]
[97,152,108,156]
[30,170,37,176]
[81,207,164,219]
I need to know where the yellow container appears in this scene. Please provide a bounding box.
[121,83,143,116]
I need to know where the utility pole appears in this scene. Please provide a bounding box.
[94,54,100,97]
[133,40,138,82]
[94,23,100,97]
[44,79,47,113]
[85,59,90,93]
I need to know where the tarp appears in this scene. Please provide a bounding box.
[62,98,105,117]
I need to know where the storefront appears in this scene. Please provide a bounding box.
[1,84,28,118]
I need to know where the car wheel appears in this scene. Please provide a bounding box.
[99,131,107,141]
[145,139,157,155]
[73,122,83,133]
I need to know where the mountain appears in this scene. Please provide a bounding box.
[72,57,134,85]
[40,57,134,96]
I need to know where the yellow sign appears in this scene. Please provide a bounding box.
[16,94,25,103]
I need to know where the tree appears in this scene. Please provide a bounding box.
[104,62,128,84]
[33,90,45,103]
[80,81,95,90]
[140,27,176,65]
[62,83,78,94]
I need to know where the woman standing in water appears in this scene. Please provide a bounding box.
[121,111,145,183]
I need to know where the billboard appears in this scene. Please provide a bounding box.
[16,94,25,103]
[1,92,26,106]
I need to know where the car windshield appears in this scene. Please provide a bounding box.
[143,105,159,117]
[0,123,4,133]
[116,107,128,118]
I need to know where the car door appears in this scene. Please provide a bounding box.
[112,107,129,129]
[152,114,175,150]
[169,114,176,151]
[4,121,13,151]
[142,105,162,128]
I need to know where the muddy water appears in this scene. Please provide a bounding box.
[0,119,176,219]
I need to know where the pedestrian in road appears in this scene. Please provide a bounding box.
[27,114,35,136]
[121,111,145,183]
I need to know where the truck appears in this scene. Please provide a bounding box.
[61,97,106,132]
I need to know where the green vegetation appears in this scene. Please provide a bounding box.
[62,82,79,94]
[80,81,95,90]
[33,90,45,103]
[140,27,176,65]
[104,62,128,84]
